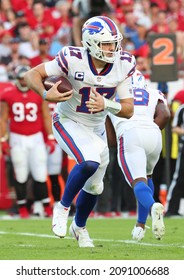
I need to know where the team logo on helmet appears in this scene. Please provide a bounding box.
[82,21,103,35]
[82,16,122,63]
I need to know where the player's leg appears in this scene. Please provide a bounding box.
[30,132,52,217]
[117,129,150,240]
[69,143,109,247]
[52,160,99,238]
[118,127,165,240]
[52,117,104,240]
[9,133,30,218]
[165,144,184,216]
[47,143,63,204]
[146,130,165,239]
[53,117,101,207]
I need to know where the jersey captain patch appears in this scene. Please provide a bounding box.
[75,72,84,81]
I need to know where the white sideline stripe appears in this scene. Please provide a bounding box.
[0,231,184,249]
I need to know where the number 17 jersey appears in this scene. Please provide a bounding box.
[45,46,136,128]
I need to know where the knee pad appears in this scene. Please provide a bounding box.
[31,146,47,182]
[10,147,25,164]
[80,161,99,177]
[83,181,104,195]
[33,145,47,163]
[82,151,109,195]
[10,148,28,183]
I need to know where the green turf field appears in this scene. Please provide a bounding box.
[0,214,184,260]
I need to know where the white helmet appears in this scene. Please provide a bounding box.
[82,16,123,63]
[131,70,146,89]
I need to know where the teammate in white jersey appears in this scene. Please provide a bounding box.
[109,70,170,241]
[24,16,135,247]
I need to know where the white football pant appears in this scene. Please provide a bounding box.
[9,132,48,183]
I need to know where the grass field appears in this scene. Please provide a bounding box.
[0,213,184,260]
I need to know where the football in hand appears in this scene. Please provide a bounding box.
[43,75,72,93]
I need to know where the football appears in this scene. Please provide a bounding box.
[43,75,72,93]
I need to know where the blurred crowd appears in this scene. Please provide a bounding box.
[0,0,184,82]
[0,0,184,218]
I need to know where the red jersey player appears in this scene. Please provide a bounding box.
[0,65,56,218]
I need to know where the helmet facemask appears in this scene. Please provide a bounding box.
[14,65,30,92]
[15,79,29,92]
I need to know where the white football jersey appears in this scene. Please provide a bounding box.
[110,86,168,138]
[45,46,135,127]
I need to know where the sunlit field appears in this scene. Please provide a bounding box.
[0,213,183,260]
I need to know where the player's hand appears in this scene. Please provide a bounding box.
[45,81,73,102]
[46,135,56,154]
[1,140,10,156]
[85,88,105,113]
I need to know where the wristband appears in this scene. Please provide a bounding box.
[47,134,55,140]
[0,134,8,142]
[43,90,47,100]
[103,97,121,115]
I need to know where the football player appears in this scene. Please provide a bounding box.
[24,16,136,247]
[46,102,65,205]
[108,70,170,241]
[0,65,56,218]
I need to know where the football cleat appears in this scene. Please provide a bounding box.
[52,202,70,238]
[131,226,146,241]
[69,220,94,248]
[151,202,165,240]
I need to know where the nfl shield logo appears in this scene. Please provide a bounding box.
[97,77,102,82]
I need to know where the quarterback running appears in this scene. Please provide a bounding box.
[24,16,136,247]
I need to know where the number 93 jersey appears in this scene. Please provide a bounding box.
[1,84,44,135]
[45,46,136,128]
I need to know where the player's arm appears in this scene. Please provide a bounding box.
[72,15,83,47]
[0,102,10,156]
[154,101,171,130]
[71,1,83,47]
[24,63,47,98]
[172,126,184,135]
[0,102,9,138]
[86,77,134,118]
[41,101,53,135]
[41,101,56,154]
[172,106,184,135]
[116,97,134,118]
[105,115,117,148]
[24,61,72,102]
[115,76,134,118]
